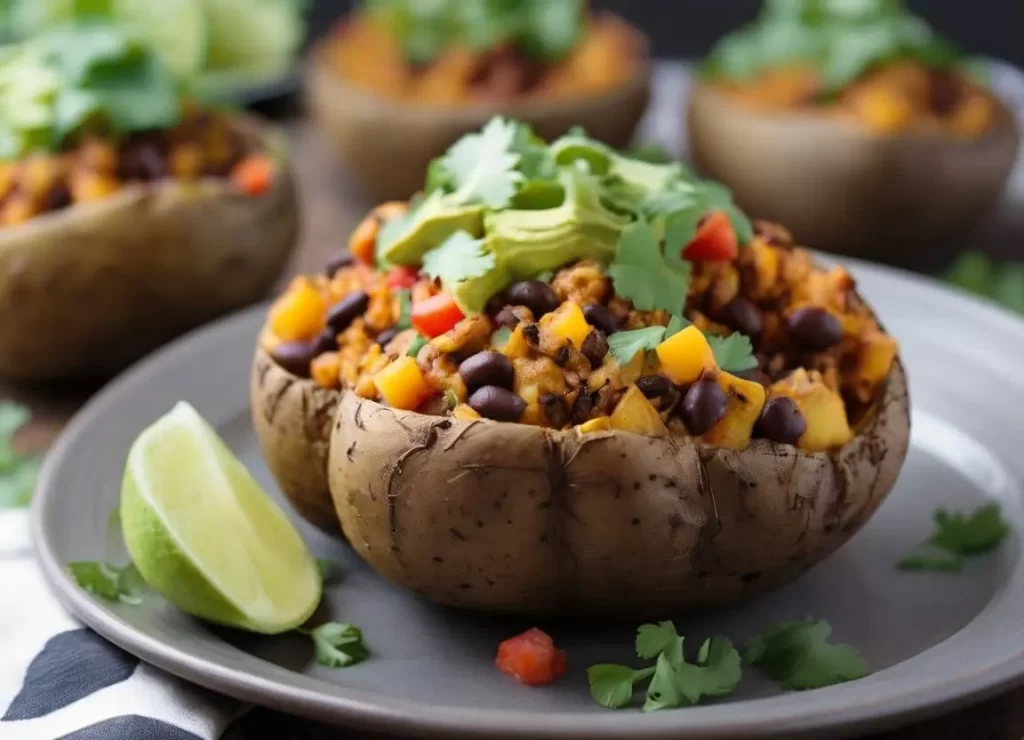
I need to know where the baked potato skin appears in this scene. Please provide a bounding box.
[328,358,909,617]
[305,45,651,203]
[251,346,341,535]
[0,119,298,380]
[687,81,1021,272]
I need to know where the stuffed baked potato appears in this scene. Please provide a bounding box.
[252,118,910,614]
[0,24,298,379]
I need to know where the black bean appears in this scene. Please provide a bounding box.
[680,376,727,435]
[314,329,338,356]
[271,340,317,377]
[636,374,672,399]
[503,280,559,318]
[929,69,962,116]
[326,290,369,333]
[540,393,569,428]
[468,386,526,422]
[723,298,763,342]
[583,303,623,336]
[571,391,595,424]
[484,294,506,316]
[581,329,609,366]
[493,306,521,329]
[459,351,514,391]
[325,251,355,276]
[42,183,71,211]
[522,323,540,344]
[787,307,843,351]
[554,346,570,367]
[754,396,807,445]
[375,327,398,348]
[137,143,167,180]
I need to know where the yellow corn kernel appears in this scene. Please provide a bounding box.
[541,301,590,350]
[577,416,612,434]
[609,386,668,437]
[268,278,327,342]
[855,87,914,134]
[69,172,120,203]
[655,326,717,385]
[311,352,341,389]
[170,144,203,180]
[374,356,433,410]
[453,404,482,422]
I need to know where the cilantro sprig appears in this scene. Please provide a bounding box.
[703,0,981,95]
[68,561,147,605]
[744,618,869,690]
[304,622,370,668]
[607,317,757,373]
[587,621,742,711]
[609,221,691,316]
[365,0,583,65]
[0,402,40,509]
[422,230,496,285]
[898,503,1011,573]
[944,251,1024,316]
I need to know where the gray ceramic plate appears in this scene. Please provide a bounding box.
[31,259,1024,739]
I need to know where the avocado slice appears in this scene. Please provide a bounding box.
[484,167,630,275]
[378,190,485,266]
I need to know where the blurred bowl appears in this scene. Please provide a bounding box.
[305,20,651,203]
[0,114,299,381]
[687,80,1021,271]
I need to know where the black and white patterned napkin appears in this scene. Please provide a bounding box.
[2,61,1023,740]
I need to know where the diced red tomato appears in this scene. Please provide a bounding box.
[682,210,738,262]
[495,628,567,687]
[386,265,420,290]
[411,292,464,338]
[230,155,274,197]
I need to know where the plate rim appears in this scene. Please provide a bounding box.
[31,259,1024,739]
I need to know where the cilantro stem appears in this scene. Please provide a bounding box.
[634,666,657,681]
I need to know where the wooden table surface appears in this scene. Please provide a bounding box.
[7,123,1024,740]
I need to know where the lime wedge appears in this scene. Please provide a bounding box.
[112,0,207,78]
[203,0,303,74]
[120,401,321,634]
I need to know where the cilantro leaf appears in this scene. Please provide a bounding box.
[707,333,759,373]
[442,117,525,208]
[625,142,673,164]
[308,622,369,668]
[636,621,679,660]
[944,252,1024,316]
[896,546,964,573]
[744,619,868,690]
[607,326,667,366]
[517,0,584,60]
[68,561,146,605]
[643,652,686,712]
[609,221,691,315]
[421,231,495,285]
[928,503,1010,555]
[587,664,654,709]
[678,637,743,702]
[665,314,691,338]
[0,402,40,509]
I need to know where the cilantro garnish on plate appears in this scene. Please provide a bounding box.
[587,621,742,711]
[898,503,1011,572]
[744,618,869,690]
[0,402,41,509]
[68,561,147,605]
[305,622,370,668]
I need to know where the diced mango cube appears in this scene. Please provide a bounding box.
[541,301,590,349]
[655,325,717,385]
[610,386,668,437]
[772,369,852,451]
[373,356,434,411]
[453,404,482,422]
[702,372,767,450]
[577,416,612,434]
[268,278,326,342]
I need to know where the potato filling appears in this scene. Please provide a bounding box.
[0,107,271,227]
[325,10,644,105]
[261,219,896,454]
